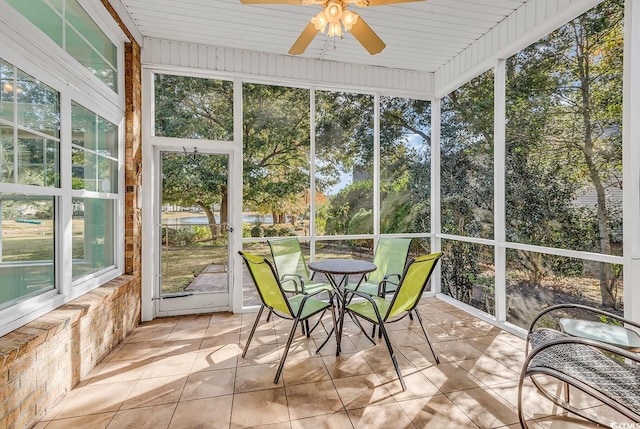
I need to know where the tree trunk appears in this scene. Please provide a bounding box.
[203,205,217,239]
[575,26,616,308]
[220,186,228,224]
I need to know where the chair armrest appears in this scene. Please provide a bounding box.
[281,274,304,293]
[383,273,401,282]
[377,275,401,296]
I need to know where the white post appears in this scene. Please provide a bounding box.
[373,93,380,240]
[494,59,507,323]
[623,0,640,323]
[141,67,155,322]
[431,98,442,293]
[232,79,244,314]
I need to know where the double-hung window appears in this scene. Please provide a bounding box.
[0,0,126,335]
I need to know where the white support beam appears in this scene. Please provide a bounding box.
[623,0,640,323]
[431,98,442,293]
[494,59,507,323]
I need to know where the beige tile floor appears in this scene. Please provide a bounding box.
[35,298,630,428]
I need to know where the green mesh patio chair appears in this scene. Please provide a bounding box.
[342,252,442,391]
[268,237,332,295]
[239,251,336,384]
[345,237,411,297]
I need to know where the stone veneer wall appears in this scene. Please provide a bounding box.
[0,3,142,428]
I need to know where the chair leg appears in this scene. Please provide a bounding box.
[414,309,439,364]
[337,298,347,356]
[306,309,327,336]
[242,305,265,358]
[377,320,406,391]
[274,317,300,384]
[305,320,311,338]
[266,308,272,322]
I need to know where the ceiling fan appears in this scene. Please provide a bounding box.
[239,0,425,55]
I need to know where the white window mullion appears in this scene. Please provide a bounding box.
[58,93,73,295]
[494,59,507,323]
[431,97,442,293]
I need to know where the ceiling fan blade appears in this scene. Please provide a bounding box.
[350,17,386,54]
[240,0,303,4]
[289,22,318,55]
[363,0,425,5]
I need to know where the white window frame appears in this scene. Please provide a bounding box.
[0,0,127,336]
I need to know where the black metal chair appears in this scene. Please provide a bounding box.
[518,303,640,428]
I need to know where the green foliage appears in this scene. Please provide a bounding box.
[242,223,253,238]
[243,83,311,219]
[380,191,413,234]
[347,208,372,235]
[321,180,373,235]
[502,0,624,306]
[162,226,209,246]
[441,70,494,239]
[262,224,296,237]
[597,314,622,327]
[250,224,264,238]
[441,241,480,305]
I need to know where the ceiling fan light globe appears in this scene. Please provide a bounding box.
[327,22,342,37]
[311,11,329,31]
[325,1,343,23]
[341,10,358,30]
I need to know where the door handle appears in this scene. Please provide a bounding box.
[226,225,234,233]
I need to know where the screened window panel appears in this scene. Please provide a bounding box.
[154,74,234,140]
[315,90,374,236]
[380,96,431,234]
[441,70,494,239]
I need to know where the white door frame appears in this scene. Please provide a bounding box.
[155,145,236,316]
[142,140,240,318]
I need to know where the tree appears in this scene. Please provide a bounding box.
[505,0,623,307]
[441,70,494,239]
[161,152,228,239]
[155,76,314,227]
[242,83,311,224]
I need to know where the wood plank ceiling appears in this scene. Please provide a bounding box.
[120,0,528,73]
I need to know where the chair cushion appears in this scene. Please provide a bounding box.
[345,281,380,296]
[287,294,331,320]
[346,295,391,323]
[528,329,640,413]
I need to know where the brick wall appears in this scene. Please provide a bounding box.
[0,3,143,428]
[0,276,141,429]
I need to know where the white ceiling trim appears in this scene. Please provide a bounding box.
[108,0,144,44]
[142,37,434,96]
[434,0,604,97]
[121,0,528,74]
